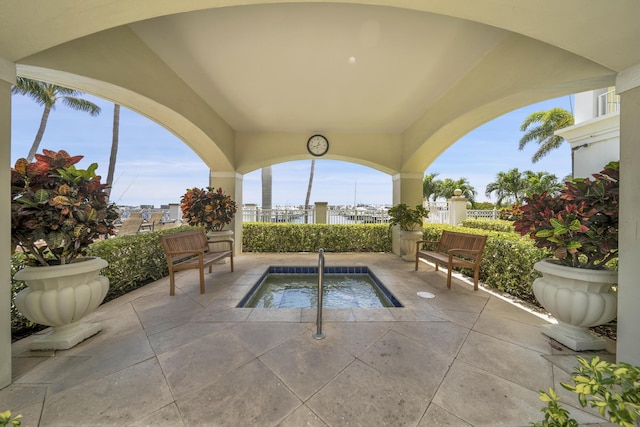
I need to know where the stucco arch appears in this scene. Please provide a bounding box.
[18,65,234,172]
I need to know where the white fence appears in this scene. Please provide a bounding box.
[467,209,499,220]
[424,202,449,224]
[242,203,497,225]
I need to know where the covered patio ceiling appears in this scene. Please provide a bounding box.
[1,1,638,174]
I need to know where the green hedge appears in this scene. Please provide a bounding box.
[242,223,391,252]
[461,218,515,233]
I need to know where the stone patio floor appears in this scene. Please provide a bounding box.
[3,252,616,426]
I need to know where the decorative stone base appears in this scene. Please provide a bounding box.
[30,322,102,351]
[541,322,606,351]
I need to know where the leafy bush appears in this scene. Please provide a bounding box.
[242,223,391,253]
[0,410,22,426]
[461,218,515,233]
[533,356,640,427]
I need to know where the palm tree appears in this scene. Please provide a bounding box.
[523,170,563,198]
[261,166,273,222]
[438,177,477,204]
[485,168,529,207]
[106,104,120,200]
[304,160,315,223]
[423,173,440,201]
[11,77,101,161]
[519,107,574,163]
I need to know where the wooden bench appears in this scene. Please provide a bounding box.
[160,230,233,295]
[415,230,487,290]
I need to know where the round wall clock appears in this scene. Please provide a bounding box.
[307,134,329,157]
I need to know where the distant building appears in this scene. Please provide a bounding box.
[556,88,620,178]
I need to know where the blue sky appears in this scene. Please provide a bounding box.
[10,93,573,207]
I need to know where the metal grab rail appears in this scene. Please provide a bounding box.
[313,248,326,340]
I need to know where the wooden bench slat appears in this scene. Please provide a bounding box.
[160,230,233,295]
[415,230,487,290]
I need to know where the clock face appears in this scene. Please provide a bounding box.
[307,135,329,157]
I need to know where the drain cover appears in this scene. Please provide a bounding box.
[417,291,435,299]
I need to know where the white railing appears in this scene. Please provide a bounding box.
[425,202,449,224]
[242,206,314,223]
[241,204,501,225]
[328,207,390,224]
[467,209,499,220]
[597,89,620,117]
[242,206,391,224]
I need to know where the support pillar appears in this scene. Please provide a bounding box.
[391,173,424,256]
[315,202,328,224]
[209,171,243,254]
[616,65,640,366]
[448,190,468,226]
[0,57,16,389]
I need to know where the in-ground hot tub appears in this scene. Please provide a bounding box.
[237,266,402,309]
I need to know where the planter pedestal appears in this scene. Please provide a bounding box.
[533,260,617,351]
[14,257,109,350]
[399,230,423,262]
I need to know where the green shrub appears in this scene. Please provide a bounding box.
[242,223,391,252]
[461,218,515,233]
[533,356,640,427]
[0,410,22,426]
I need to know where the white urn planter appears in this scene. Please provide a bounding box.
[207,229,234,263]
[533,260,617,351]
[14,257,110,350]
[399,230,423,262]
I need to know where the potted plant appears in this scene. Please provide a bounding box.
[11,149,119,350]
[180,186,237,252]
[388,203,429,261]
[514,161,619,350]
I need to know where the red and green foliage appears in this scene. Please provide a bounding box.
[11,149,119,266]
[180,186,237,232]
[514,162,618,269]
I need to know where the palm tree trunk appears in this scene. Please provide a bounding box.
[106,104,120,200]
[304,159,315,224]
[26,104,51,161]
[261,166,272,222]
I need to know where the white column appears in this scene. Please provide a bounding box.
[314,202,328,224]
[616,65,640,366]
[210,171,243,254]
[0,57,16,389]
[391,173,424,256]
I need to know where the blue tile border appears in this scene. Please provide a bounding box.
[236,266,403,308]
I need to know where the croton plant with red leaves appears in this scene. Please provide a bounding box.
[514,161,618,269]
[11,149,120,266]
[180,186,237,233]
